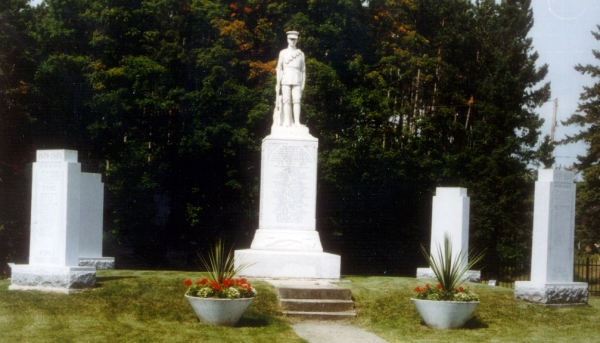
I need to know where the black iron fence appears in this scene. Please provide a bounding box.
[483,257,600,296]
[574,257,600,296]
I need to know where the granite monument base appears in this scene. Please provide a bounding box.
[514,281,588,306]
[9,265,96,294]
[416,267,481,283]
[78,257,115,270]
[249,229,323,252]
[235,249,340,279]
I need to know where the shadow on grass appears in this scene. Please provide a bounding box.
[418,316,488,330]
[462,315,488,329]
[95,276,139,285]
[236,315,272,328]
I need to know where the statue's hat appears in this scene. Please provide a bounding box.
[286,31,299,39]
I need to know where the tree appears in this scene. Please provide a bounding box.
[561,25,600,255]
[0,0,37,269]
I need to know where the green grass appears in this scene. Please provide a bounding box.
[0,270,306,343]
[342,276,600,343]
[2,271,600,342]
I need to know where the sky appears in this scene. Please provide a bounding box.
[27,0,600,170]
[530,0,600,171]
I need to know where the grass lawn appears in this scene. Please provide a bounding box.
[344,276,600,342]
[1,270,600,342]
[0,270,306,343]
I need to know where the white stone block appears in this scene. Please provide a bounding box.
[79,173,103,259]
[9,264,96,293]
[514,169,586,305]
[235,249,340,279]
[29,150,82,267]
[78,173,114,269]
[258,134,318,231]
[416,267,481,283]
[250,229,323,252]
[236,129,341,279]
[530,169,576,283]
[514,281,588,305]
[430,188,470,268]
[417,187,471,277]
[11,150,98,293]
[78,257,115,270]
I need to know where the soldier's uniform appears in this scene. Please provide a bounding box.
[276,31,305,127]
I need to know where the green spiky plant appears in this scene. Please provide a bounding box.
[199,239,253,282]
[184,239,257,299]
[420,233,485,294]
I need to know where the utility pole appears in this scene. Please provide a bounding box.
[550,98,558,142]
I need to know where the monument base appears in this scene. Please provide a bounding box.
[514,281,588,305]
[9,265,96,294]
[79,257,115,270]
[234,249,340,279]
[250,229,323,252]
[416,267,481,283]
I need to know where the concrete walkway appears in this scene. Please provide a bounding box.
[291,320,388,343]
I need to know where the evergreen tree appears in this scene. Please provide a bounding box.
[0,0,37,268]
[561,25,600,255]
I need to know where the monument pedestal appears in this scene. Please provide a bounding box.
[236,250,340,279]
[235,127,341,279]
[416,267,481,283]
[514,281,588,305]
[9,265,96,294]
[78,257,115,270]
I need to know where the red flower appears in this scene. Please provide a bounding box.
[240,278,247,284]
[209,280,222,291]
[425,284,430,289]
[199,278,207,285]
[458,286,464,292]
[414,286,422,293]
[223,279,232,288]
[184,279,192,286]
[437,284,442,289]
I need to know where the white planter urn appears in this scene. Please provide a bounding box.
[411,299,479,329]
[185,295,254,326]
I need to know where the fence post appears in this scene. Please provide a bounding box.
[586,258,590,283]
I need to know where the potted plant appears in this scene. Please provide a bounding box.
[412,233,485,329]
[184,239,255,326]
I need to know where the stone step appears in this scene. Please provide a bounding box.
[280,298,355,312]
[283,310,357,320]
[277,286,352,300]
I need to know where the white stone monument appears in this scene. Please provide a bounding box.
[10,150,96,293]
[514,169,587,305]
[78,173,114,269]
[417,187,480,282]
[234,128,340,279]
[235,31,340,279]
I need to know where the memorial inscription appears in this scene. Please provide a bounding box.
[30,162,67,266]
[269,145,313,223]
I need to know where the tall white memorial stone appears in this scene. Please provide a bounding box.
[514,169,587,305]
[234,31,339,278]
[78,173,114,269]
[9,150,96,293]
[234,126,340,279]
[416,187,480,281]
